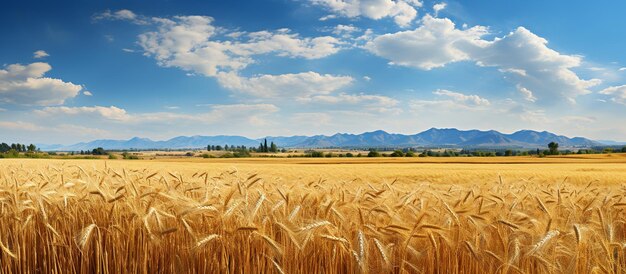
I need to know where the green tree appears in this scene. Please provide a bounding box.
[270,142,277,153]
[390,150,404,157]
[27,144,36,152]
[622,146,626,153]
[548,142,559,155]
[504,149,513,156]
[264,139,268,153]
[367,150,381,157]
[207,145,211,151]
[92,147,107,155]
[0,143,10,153]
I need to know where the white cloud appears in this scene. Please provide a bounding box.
[469,27,601,103]
[517,85,536,102]
[310,0,421,27]
[138,15,343,78]
[83,91,93,96]
[319,14,338,21]
[433,3,446,16]
[33,50,49,59]
[37,106,130,121]
[599,85,626,105]
[230,30,343,59]
[0,121,44,131]
[560,116,596,123]
[93,9,149,25]
[216,71,353,98]
[304,92,398,106]
[410,89,490,110]
[366,15,601,103]
[365,15,488,69]
[619,67,626,71]
[0,62,82,106]
[363,76,371,81]
[433,89,490,106]
[36,104,280,125]
[332,24,361,38]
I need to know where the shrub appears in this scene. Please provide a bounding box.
[367,150,381,157]
[307,151,324,158]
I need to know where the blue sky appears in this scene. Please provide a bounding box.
[1,0,626,144]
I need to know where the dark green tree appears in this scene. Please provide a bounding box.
[367,150,381,157]
[0,143,10,153]
[264,139,268,152]
[92,147,107,155]
[270,142,277,153]
[548,142,559,155]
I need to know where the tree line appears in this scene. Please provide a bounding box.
[0,143,37,153]
[207,139,282,153]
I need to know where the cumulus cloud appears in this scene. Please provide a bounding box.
[469,27,601,103]
[33,50,49,59]
[93,9,149,25]
[332,24,361,38]
[517,85,536,102]
[0,62,82,106]
[599,85,626,105]
[365,15,488,69]
[138,15,343,77]
[433,89,490,106]
[216,71,353,98]
[366,15,601,103]
[310,0,421,27]
[433,2,446,16]
[410,89,490,110]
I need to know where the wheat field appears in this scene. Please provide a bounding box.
[1,157,626,273]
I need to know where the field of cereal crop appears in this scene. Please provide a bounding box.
[1,156,625,273]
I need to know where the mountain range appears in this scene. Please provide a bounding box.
[36,128,611,151]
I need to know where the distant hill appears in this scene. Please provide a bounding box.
[38,128,604,151]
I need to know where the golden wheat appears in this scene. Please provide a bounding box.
[0,158,625,273]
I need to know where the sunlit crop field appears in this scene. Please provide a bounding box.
[1,156,626,273]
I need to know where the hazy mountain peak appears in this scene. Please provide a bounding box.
[39,128,601,151]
